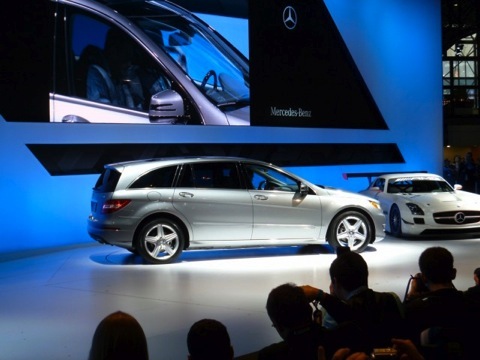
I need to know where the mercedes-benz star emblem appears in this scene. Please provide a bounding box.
[283,6,297,30]
[454,212,466,224]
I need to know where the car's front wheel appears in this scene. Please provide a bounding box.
[136,218,184,264]
[327,211,372,253]
[389,204,403,237]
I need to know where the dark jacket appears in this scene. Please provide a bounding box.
[404,288,480,359]
[464,284,480,303]
[257,322,371,360]
[320,288,405,348]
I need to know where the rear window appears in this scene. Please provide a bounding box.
[94,168,121,192]
[129,165,177,188]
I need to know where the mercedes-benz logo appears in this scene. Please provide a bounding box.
[283,6,297,30]
[454,212,466,224]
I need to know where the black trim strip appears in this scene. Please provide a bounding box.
[27,143,404,176]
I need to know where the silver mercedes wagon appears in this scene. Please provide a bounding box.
[88,157,385,263]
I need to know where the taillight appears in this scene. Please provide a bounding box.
[102,199,131,214]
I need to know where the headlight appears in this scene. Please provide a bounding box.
[369,200,381,210]
[406,203,424,215]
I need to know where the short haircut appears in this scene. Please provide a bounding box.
[473,267,480,278]
[266,282,311,329]
[329,251,368,292]
[418,247,454,283]
[187,319,231,360]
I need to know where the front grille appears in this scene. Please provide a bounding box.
[433,211,480,225]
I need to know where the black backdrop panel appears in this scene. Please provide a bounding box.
[249,0,387,129]
[27,143,404,176]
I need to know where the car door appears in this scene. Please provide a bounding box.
[53,5,195,125]
[172,161,253,241]
[244,163,322,240]
[52,8,152,124]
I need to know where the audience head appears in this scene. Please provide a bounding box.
[418,246,456,285]
[474,267,480,285]
[187,318,233,360]
[89,310,148,360]
[266,282,312,340]
[329,251,369,296]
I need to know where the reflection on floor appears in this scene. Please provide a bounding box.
[1,236,480,360]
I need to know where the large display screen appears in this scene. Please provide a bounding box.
[3,0,384,129]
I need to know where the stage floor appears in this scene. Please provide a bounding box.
[1,235,479,359]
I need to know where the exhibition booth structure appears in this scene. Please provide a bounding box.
[0,0,442,255]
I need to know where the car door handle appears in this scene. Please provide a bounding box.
[179,192,194,198]
[254,194,268,200]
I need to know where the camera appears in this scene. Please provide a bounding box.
[371,348,398,359]
[409,274,429,293]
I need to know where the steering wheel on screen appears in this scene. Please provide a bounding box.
[200,69,218,91]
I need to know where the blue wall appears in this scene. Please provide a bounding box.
[0,0,442,256]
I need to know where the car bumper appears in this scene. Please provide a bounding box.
[372,213,386,243]
[87,215,134,247]
[400,216,480,236]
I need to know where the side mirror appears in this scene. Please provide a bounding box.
[454,184,463,190]
[149,89,185,124]
[299,182,309,195]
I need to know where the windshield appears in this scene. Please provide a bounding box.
[122,1,249,107]
[387,177,454,194]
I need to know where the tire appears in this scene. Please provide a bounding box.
[136,218,184,264]
[327,211,372,253]
[389,204,403,237]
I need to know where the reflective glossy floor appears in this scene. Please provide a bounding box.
[1,235,480,360]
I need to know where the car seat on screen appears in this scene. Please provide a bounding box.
[78,44,118,104]
[76,45,111,99]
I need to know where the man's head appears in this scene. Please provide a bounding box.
[266,282,312,340]
[474,267,480,285]
[418,247,456,285]
[329,251,369,295]
[187,318,233,360]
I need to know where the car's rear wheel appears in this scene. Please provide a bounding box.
[389,204,402,237]
[327,211,371,253]
[136,218,184,264]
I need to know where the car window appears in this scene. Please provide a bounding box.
[372,177,385,190]
[244,164,298,192]
[387,178,453,193]
[129,166,178,188]
[94,168,121,192]
[178,162,241,189]
[68,11,171,111]
[134,14,249,106]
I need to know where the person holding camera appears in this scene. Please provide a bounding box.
[403,246,480,359]
[301,250,405,349]
[256,282,371,360]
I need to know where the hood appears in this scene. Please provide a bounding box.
[322,185,373,200]
[401,190,480,207]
